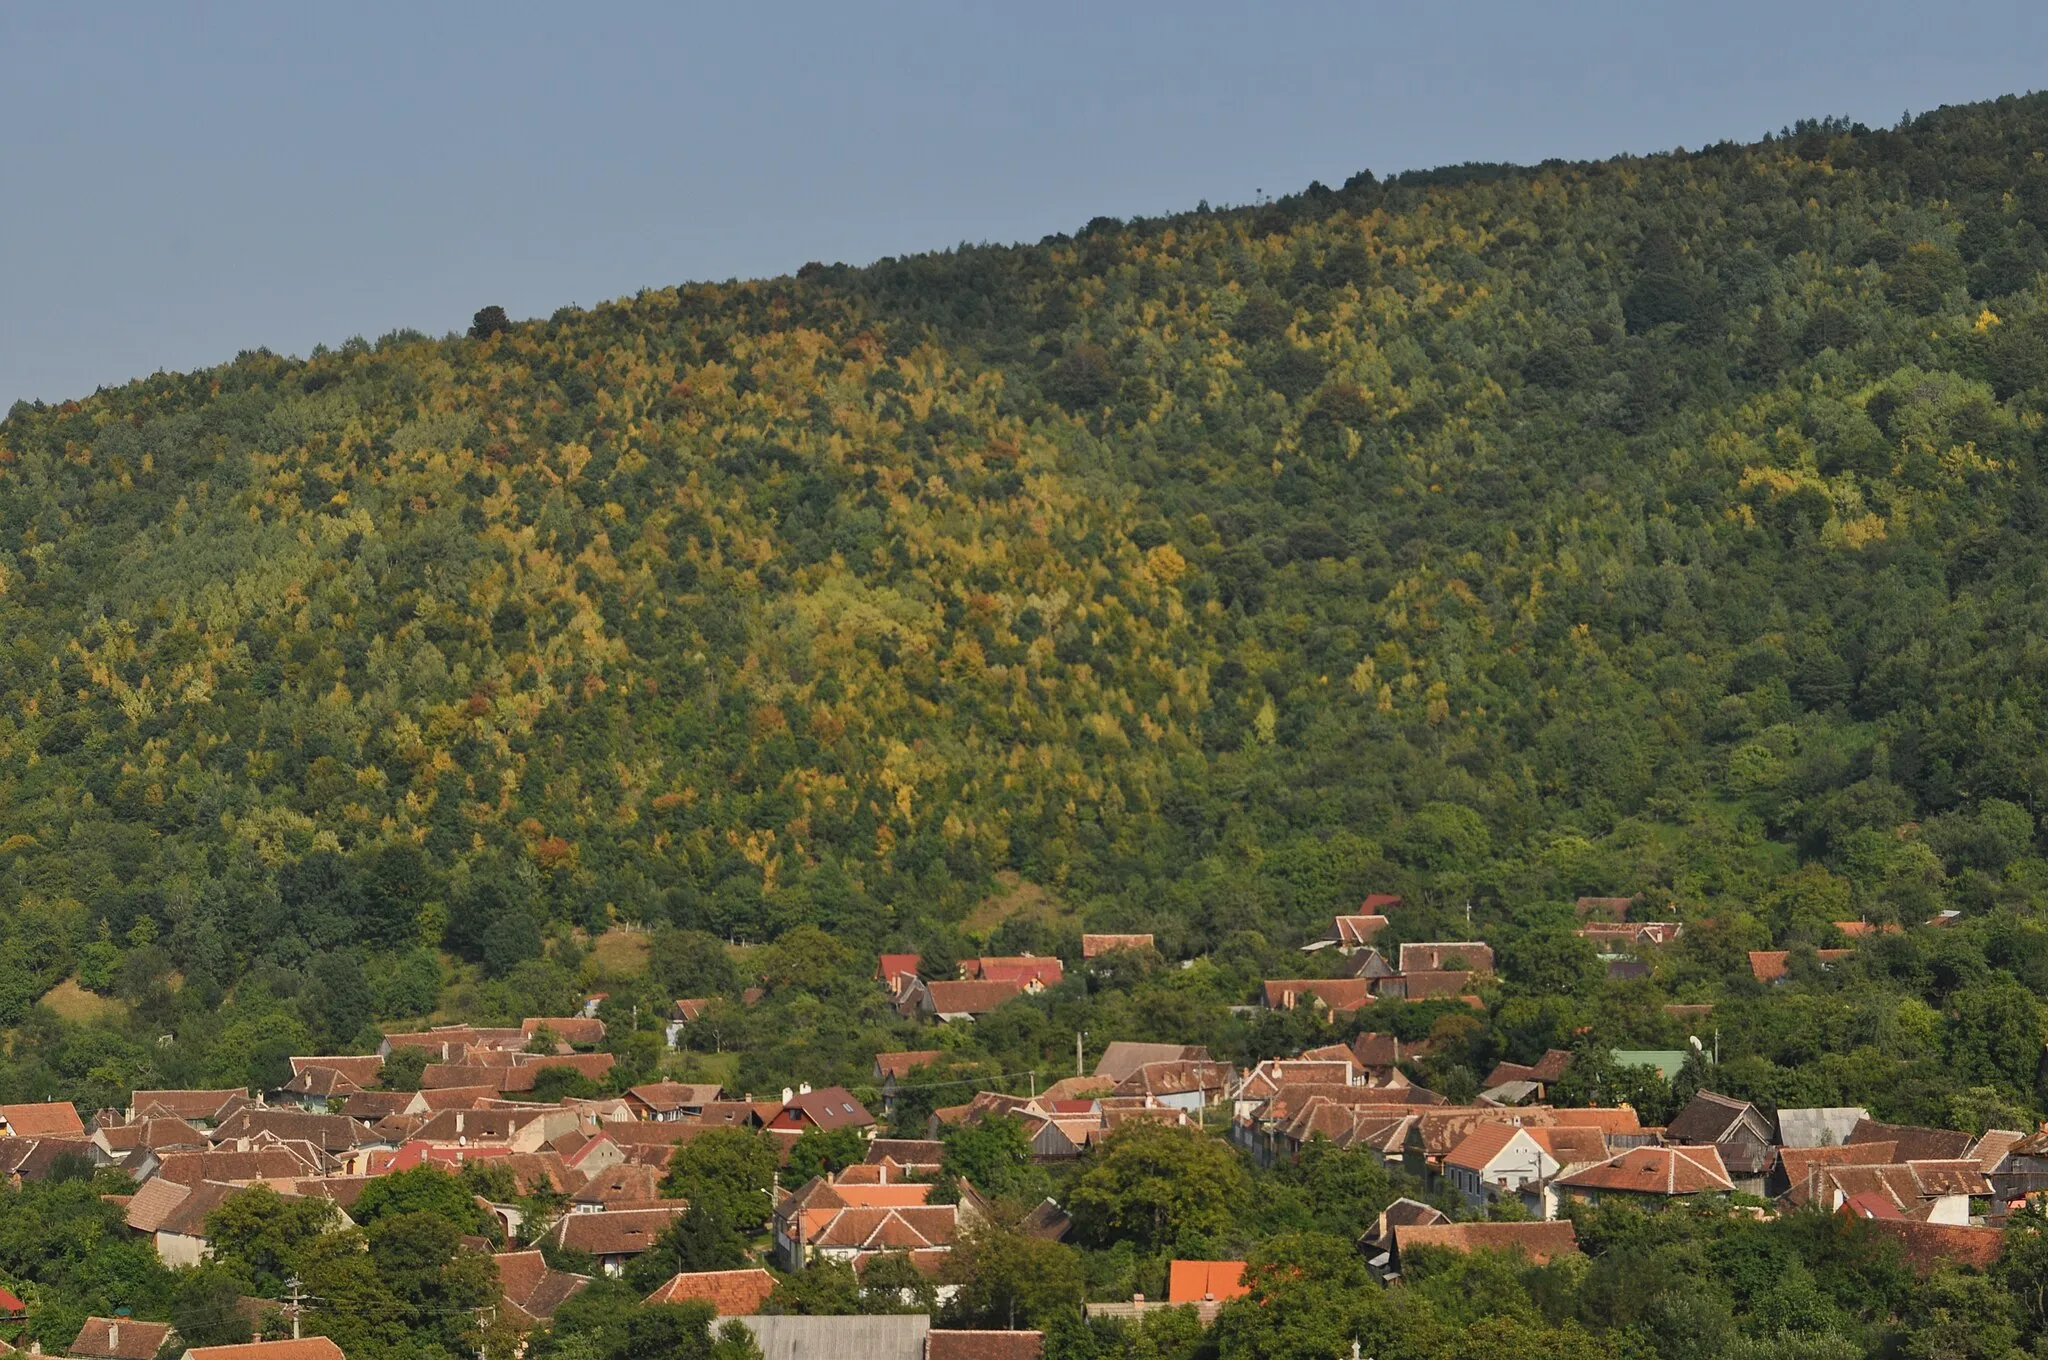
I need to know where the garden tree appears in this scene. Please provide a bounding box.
[170,1266,259,1348]
[761,1261,862,1315]
[624,1203,747,1292]
[648,929,743,1000]
[1067,1123,1251,1254]
[350,1165,499,1240]
[887,1055,1007,1139]
[710,1320,764,1360]
[660,1128,778,1230]
[781,1126,868,1187]
[940,1114,1044,1202]
[206,1185,341,1294]
[527,1064,603,1103]
[941,1217,1085,1329]
[302,1211,498,1360]
[754,925,857,995]
[1211,1230,1391,1360]
[380,1045,430,1091]
[0,1174,173,1350]
[1498,927,1604,996]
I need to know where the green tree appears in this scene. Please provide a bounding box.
[1067,1123,1251,1253]
[941,1218,1085,1329]
[662,1128,778,1231]
[782,1127,868,1187]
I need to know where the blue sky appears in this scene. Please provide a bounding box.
[3,1,2045,406]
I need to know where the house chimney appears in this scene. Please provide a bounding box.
[782,1087,794,1105]
[108,1325,118,1352]
[798,1082,811,1096]
[455,1113,464,1135]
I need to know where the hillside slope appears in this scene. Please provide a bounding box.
[7,96,2048,996]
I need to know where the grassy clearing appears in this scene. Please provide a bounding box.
[589,928,651,977]
[963,872,1075,937]
[40,979,126,1025]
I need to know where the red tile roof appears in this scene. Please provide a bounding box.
[1166,1259,1247,1304]
[874,1051,942,1080]
[552,1205,690,1258]
[925,1332,1045,1360]
[642,1268,777,1316]
[1556,1145,1733,1195]
[71,1320,176,1360]
[921,979,1028,1015]
[496,1249,590,1324]
[1262,979,1373,1011]
[1081,934,1155,958]
[184,1341,346,1360]
[0,1103,84,1138]
[961,957,1063,986]
[877,953,923,982]
[1863,1218,2006,1273]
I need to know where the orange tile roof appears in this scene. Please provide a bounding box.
[1556,1145,1733,1194]
[1166,1260,1247,1304]
[643,1267,778,1315]
[184,1341,346,1360]
[0,1103,84,1138]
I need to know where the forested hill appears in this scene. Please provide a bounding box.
[8,95,2048,1001]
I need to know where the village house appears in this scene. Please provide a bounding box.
[622,1082,722,1122]
[182,1340,347,1360]
[643,1267,779,1316]
[71,1318,177,1360]
[549,1204,692,1276]
[0,1101,85,1140]
[1552,1145,1735,1207]
[1664,1091,1776,1191]
[765,1087,876,1136]
[1397,942,1496,975]
[494,1250,591,1328]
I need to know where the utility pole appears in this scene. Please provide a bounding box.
[283,1278,309,1341]
[1075,1031,1084,1077]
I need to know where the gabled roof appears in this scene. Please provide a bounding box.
[1666,1091,1768,1146]
[183,1341,346,1360]
[960,956,1063,986]
[1165,1260,1247,1304]
[1775,1107,1871,1149]
[1970,1129,2025,1172]
[1555,1145,1733,1195]
[1394,1221,1578,1264]
[877,953,923,982]
[1261,979,1372,1011]
[1329,916,1389,946]
[777,1087,874,1130]
[69,1318,175,1360]
[626,1081,723,1112]
[211,1109,383,1153]
[98,1116,209,1152]
[0,1102,84,1138]
[874,1052,943,1081]
[521,1016,607,1048]
[642,1268,777,1316]
[1749,948,1855,983]
[1351,1033,1433,1068]
[287,1055,386,1086]
[925,1332,1044,1360]
[1863,1219,2006,1274]
[1848,1119,1973,1162]
[1397,942,1495,974]
[1361,893,1403,912]
[1093,1042,1206,1084]
[920,979,1028,1016]
[130,1090,248,1123]
[1445,1123,1534,1173]
[1111,1060,1235,1100]
[866,1138,945,1168]
[551,1205,690,1257]
[495,1249,590,1325]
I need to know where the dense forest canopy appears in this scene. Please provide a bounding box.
[7,96,2048,1115]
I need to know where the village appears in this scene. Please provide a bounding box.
[0,894,2023,1360]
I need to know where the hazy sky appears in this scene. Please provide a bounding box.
[4,1,2045,406]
